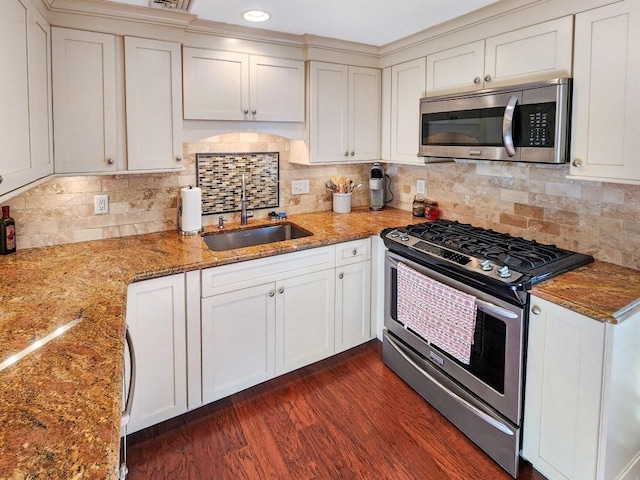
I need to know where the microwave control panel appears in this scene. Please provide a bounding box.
[519,102,555,147]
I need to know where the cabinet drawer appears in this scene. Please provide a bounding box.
[202,245,336,297]
[336,238,371,266]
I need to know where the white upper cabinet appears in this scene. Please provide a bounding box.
[426,16,573,97]
[182,48,304,122]
[570,0,640,185]
[0,0,53,198]
[52,28,118,174]
[304,62,380,163]
[124,36,183,171]
[389,58,426,164]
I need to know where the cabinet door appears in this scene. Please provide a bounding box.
[126,274,187,434]
[0,0,53,197]
[125,37,183,171]
[250,56,304,122]
[308,61,349,162]
[52,28,118,173]
[276,269,335,375]
[390,58,426,164]
[183,48,249,120]
[349,66,381,161]
[201,283,276,403]
[426,40,485,97]
[570,1,640,184]
[335,261,371,353]
[522,296,605,480]
[485,16,573,88]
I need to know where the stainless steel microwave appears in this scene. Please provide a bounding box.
[419,78,571,163]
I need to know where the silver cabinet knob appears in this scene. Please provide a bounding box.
[484,75,491,82]
[176,156,182,162]
[0,175,3,185]
[572,159,582,168]
[243,109,249,115]
[278,287,284,294]
[106,158,114,165]
[339,273,344,279]
[531,306,541,315]
[344,151,349,157]
[252,110,257,115]
[474,77,481,84]
[350,151,355,156]
[269,291,275,297]
[352,249,358,256]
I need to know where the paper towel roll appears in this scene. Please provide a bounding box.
[180,186,202,235]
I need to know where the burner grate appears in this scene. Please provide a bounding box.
[405,220,570,272]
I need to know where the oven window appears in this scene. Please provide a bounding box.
[422,107,506,147]
[390,267,506,394]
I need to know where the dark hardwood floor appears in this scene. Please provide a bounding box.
[126,340,547,480]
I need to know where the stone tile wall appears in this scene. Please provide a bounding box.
[2,133,639,270]
[384,161,640,269]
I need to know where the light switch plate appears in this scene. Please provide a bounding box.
[417,180,426,195]
[292,179,310,195]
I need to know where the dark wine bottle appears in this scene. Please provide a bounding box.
[1,206,16,255]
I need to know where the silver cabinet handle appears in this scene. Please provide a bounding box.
[269,290,275,297]
[243,109,249,115]
[531,306,541,315]
[339,272,344,279]
[106,158,115,165]
[350,151,355,156]
[176,156,182,162]
[474,77,481,84]
[252,110,257,115]
[0,175,3,185]
[352,249,358,256]
[122,324,136,425]
[572,159,582,168]
[502,95,518,158]
[278,287,284,294]
[484,75,492,82]
[344,151,349,157]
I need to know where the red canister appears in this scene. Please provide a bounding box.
[425,201,440,220]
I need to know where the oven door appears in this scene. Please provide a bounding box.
[384,250,525,426]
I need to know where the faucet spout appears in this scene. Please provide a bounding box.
[241,172,249,225]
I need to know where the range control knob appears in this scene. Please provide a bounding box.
[497,265,511,278]
[400,235,410,242]
[479,260,493,271]
[390,231,400,238]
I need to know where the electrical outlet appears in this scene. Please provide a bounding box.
[417,180,426,195]
[292,179,310,195]
[94,194,109,215]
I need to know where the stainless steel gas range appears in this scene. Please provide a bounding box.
[381,220,593,478]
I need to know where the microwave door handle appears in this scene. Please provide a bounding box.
[502,95,518,157]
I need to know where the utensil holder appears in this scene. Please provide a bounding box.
[332,192,352,214]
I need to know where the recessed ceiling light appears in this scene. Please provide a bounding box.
[242,10,271,22]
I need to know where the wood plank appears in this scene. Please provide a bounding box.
[127,341,547,479]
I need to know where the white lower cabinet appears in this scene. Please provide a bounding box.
[523,295,640,480]
[335,261,371,353]
[125,273,187,434]
[202,283,276,403]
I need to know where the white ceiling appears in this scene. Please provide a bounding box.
[104,0,502,46]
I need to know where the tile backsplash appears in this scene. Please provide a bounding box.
[2,133,640,271]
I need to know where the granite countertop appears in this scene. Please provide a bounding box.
[2,207,639,478]
[0,207,415,479]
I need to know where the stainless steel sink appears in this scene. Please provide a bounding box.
[202,222,312,251]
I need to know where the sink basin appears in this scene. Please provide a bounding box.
[202,222,312,251]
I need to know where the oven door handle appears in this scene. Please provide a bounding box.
[385,332,515,436]
[475,298,518,320]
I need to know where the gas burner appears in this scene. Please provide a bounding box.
[381,219,594,292]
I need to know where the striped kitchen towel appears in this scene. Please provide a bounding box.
[397,262,477,364]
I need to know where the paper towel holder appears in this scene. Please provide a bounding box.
[178,185,203,236]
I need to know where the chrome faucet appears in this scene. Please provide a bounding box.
[240,172,253,225]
